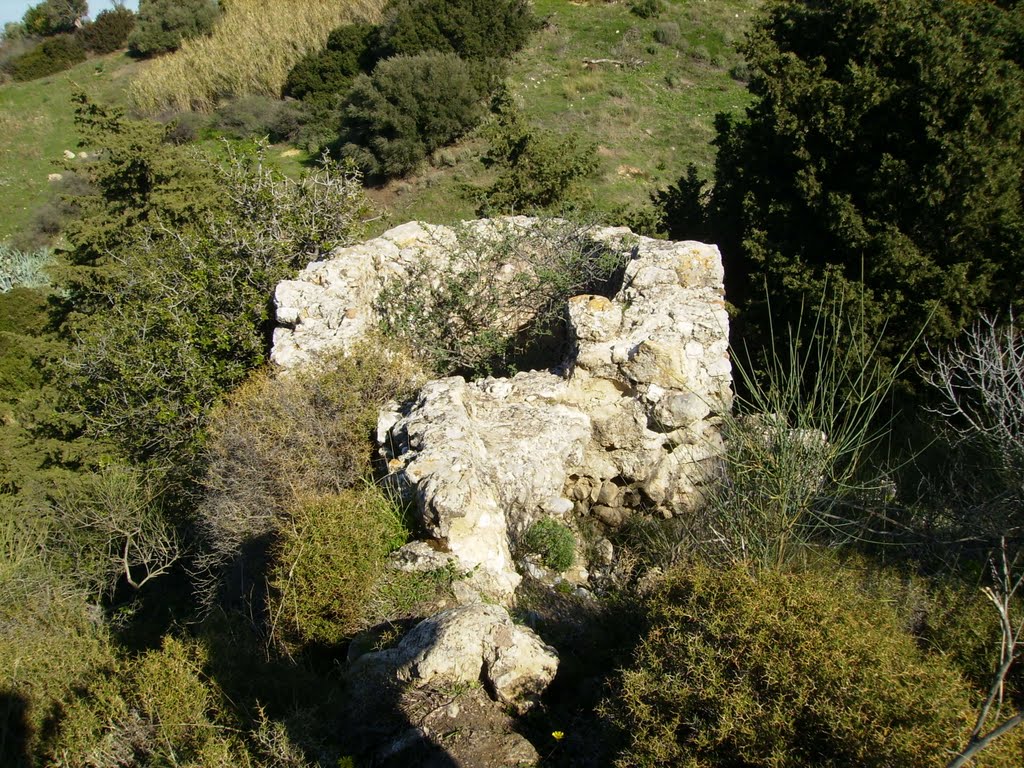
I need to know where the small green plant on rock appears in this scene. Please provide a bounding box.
[524,518,576,572]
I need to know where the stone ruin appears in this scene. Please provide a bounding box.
[272,216,732,604]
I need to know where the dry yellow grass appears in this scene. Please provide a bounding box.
[129,0,386,114]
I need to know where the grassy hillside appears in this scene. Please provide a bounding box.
[0,52,141,241]
[0,0,760,241]
[368,0,761,227]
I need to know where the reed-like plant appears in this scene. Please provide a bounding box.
[129,0,386,114]
[693,290,913,569]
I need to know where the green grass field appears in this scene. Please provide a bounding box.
[0,52,145,241]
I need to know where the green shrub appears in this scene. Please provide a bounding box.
[268,487,413,648]
[283,21,378,102]
[80,7,136,54]
[604,562,1021,767]
[629,0,663,19]
[479,88,598,214]
[652,21,679,46]
[160,108,209,144]
[50,636,241,767]
[6,34,84,81]
[212,94,302,142]
[376,218,626,376]
[197,345,422,608]
[0,493,115,764]
[339,52,495,178]
[128,0,221,57]
[524,518,576,572]
[376,0,538,61]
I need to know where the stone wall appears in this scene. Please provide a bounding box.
[271,217,732,602]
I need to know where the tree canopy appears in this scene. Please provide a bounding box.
[665,0,1024,370]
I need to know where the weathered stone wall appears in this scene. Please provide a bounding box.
[271,217,732,602]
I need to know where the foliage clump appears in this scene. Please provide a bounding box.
[5,33,84,81]
[339,51,497,178]
[524,518,576,572]
[128,0,221,57]
[479,88,598,214]
[376,0,538,61]
[48,636,243,767]
[21,0,86,37]
[81,6,136,54]
[197,347,422,604]
[268,488,414,648]
[604,561,1017,768]
[0,244,51,292]
[283,21,378,103]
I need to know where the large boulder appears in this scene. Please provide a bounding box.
[272,217,732,602]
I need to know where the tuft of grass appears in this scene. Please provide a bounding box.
[524,518,576,572]
[0,244,52,292]
[129,0,386,114]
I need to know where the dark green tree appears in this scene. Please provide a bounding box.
[283,22,378,103]
[339,52,497,178]
[81,6,136,54]
[667,0,1024,371]
[376,0,538,61]
[22,0,87,37]
[128,0,219,57]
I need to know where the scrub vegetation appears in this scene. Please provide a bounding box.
[2,0,1024,765]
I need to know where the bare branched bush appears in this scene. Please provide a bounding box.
[929,314,1024,499]
[947,541,1024,767]
[376,218,629,376]
[53,464,180,597]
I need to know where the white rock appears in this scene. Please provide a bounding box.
[349,603,558,712]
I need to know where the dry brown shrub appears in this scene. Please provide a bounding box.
[195,343,422,607]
